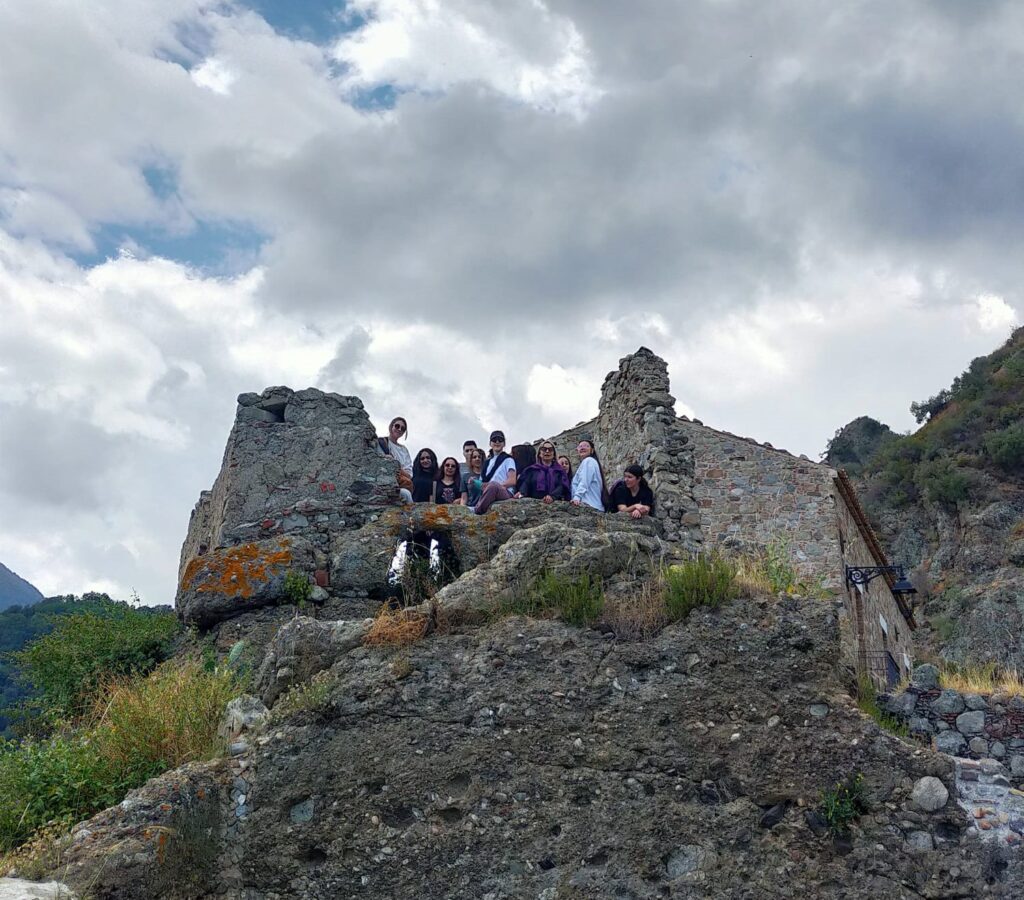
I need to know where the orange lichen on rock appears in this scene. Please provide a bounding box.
[181,539,293,598]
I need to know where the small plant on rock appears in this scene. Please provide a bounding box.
[820,773,868,836]
[662,554,738,621]
[283,570,313,608]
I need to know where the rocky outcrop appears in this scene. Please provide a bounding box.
[433,519,670,616]
[221,596,1016,898]
[42,762,229,900]
[177,386,398,600]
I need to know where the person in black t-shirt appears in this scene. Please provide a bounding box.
[610,464,655,519]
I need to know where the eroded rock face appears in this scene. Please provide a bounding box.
[226,597,1014,899]
[433,519,671,616]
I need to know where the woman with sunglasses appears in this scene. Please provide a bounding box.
[433,457,463,505]
[379,416,413,502]
[571,439,610,511]
[461,447,486,507]
[515,442,570,503]
[474,430,517,513]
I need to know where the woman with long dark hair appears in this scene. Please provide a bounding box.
[516,441,570,503]
[461,447,486,507]
[434,457,463,505]
[571,439,609,511]
[610,464,655,518]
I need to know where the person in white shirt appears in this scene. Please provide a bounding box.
[473,431,517,513]
[379,417,413,502]
[571,439,609,511]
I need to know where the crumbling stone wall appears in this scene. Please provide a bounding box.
[885,671,1024,773]
[546,348,702,548]
[680,420,841,580]
[178,387,398,584]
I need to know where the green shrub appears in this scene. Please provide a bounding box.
[11,600,179,722]
[499,572,604,627]
[985,424,1024,472]
[663,554,738,621]
[855,676,909,737]
[0,660,237,854]
[820,774,868,836]
[283,570,313,607]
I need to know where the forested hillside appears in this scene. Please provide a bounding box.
[826,326,1024,666]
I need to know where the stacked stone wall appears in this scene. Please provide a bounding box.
[835,486,914,684]
[546,348,702,548]
[680,421,841,580]
[886,668,1024,780]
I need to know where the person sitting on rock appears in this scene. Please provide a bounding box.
[379,416,414,502]
[515,441,570,503]
[461,447,486,507]
[411,448,439,502]
[474,431,517,514]
[557,453,573,479]
[434,457,463,505]
[571,439,610,511]
[460,440,478,481]
[610,464,655,518]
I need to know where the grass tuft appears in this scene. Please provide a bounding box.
[663,554,738,621]
[938,662,1024,697]
[364,607,430,647]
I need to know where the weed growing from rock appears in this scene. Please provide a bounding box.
[820,773,868,836]
[663,554,738,621]
[283,570,313,608]
[855,676,909,737]
[271,670,336,721]
[498,571,604,627]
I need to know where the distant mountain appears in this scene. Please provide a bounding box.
[0,563,43,611]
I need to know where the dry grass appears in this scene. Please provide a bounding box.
[87,659,239,774]
[733,555,775,599]
[939,663,1024,697]
[601,580,668,640]
[363,606,430,647]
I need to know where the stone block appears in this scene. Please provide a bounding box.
[911,664,940,690]
[934,731,966,756]
[956,710,986,735]
[930,690,964,716]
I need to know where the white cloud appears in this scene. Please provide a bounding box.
[190,57,237,95]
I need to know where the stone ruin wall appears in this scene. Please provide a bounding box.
[178,386,399,583]
[546,348,703,549]
[835,486,914,686]
[678,420,842,584]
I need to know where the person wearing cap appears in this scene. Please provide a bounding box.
[473,431,517,513]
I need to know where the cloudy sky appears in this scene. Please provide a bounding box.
[2,0,1022,604]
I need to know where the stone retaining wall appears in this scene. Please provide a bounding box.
[885,666,1024,782]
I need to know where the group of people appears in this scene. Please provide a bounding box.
[378,417,655,519]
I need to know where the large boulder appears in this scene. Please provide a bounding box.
[330,501,662,597]
[177,536,316,628]
[434,519,671,617]
[253,616,371,706]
